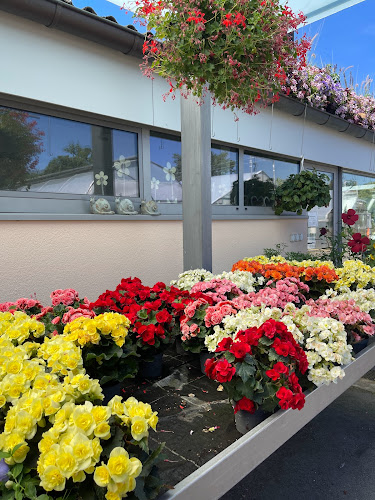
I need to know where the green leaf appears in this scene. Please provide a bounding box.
[25,483,37,499]
[137,310,148,320]
[11,463,23,479]
[0,451,11,459]
[37,496,51,500]
[15,490,22,500]
[236,361,256,383]
[140,443,165,478]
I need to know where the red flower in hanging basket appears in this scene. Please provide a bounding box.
[341,209,359,226]
[348,233,370,253]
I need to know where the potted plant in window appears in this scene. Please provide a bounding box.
[273,169,331,215]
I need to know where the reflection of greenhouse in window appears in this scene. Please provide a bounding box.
[342,173,375,238]
[242,153,298,207]
[2,107,141,197]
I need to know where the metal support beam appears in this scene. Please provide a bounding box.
[181,93,212,271]
[160,343,375,500]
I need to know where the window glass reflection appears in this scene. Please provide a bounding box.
[211,145,238,205]
[113,130,139,198]
[342,172,375,239]
[307,171,334,251]
[0,106,139,197]
[243,153,298,207]
[150,132,182,203]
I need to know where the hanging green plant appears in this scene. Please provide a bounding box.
[273,169,331,215]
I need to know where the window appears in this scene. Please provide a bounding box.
[243,152,299,207]
[211,145,239,206]
[342,171,375,240]
[0,106,140,199]
[0,102,303,219]
[150,131,181,204]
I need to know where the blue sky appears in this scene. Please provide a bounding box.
[74,0,374,95]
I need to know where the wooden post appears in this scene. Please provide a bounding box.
[181,92,212,271]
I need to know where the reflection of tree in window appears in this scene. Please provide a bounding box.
[0,109,44,190]
[171,151,236,181]
[35,143,91,176]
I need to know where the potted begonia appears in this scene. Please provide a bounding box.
[90,278,193,378]
[204,318,308,433]
[0,312,164,500]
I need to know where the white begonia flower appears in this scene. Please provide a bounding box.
[113,156,131,177]
[170,269,214,290]
[163,162,176,181]
[151,177,160,190]
[95,171,108,186]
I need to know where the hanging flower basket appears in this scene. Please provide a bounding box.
[136,0,310,115]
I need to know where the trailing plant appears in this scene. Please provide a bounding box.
[273,169,331,215]
[136,0,310,115]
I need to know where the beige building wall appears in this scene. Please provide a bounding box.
[0,218,307,304]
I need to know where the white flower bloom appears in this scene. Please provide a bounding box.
[113,156,131,177]
[151,177,160,190]
[95,171,108,186]
[163,162,176,181]
[170,269,214,290]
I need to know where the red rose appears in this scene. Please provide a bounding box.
[265,369,280,381]
[341,209,358,226]
[156,309,172,324]
[216,337,233,352]
[234,397,256,414]
[204,357,217,379]
[214,359,236,383]
[289,393,305,410]
[273,362,289,374]
[230,342,251,359]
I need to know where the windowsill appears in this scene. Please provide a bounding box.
[0,213,308,221]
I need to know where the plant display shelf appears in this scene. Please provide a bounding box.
[160,343,375,500]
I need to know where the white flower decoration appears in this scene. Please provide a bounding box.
[114,156,131,178]
[163,162,176,181]
[95,171,108,186]
[151,177,160,190]
[218,184,226,195]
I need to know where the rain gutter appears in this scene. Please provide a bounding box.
[0,0,145,58]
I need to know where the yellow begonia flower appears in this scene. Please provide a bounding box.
[130,416,149,441]
[94,464,111,487]
[40,465,66,491]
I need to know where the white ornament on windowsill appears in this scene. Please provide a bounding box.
[114,197,138,215]
[89,196,115,215]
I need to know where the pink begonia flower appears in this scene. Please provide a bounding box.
[50,288,79,306]
[51,316,61,325]
[34,306,53,320]
[62,307,96,324]
[191,278,242,304]
[0,302,17,312]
